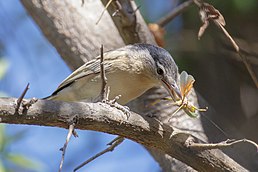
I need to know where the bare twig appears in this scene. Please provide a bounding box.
[74,136,124,172]
[107,135,123,145]
[96,0,113,25]
[221,40,258,65]
[157,0,194,27]
[196,1,258,88]
[214,17,258,88]
[59,124,77,172]
[217,23,258,88]
[238,53,258,88]
[21,98,38,114]
[216,23,238,51]
[150,0,194,47]
[15,83,30,114]
[189,138,258,151]
[100,44,108,101]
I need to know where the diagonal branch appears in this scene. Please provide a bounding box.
[157,0,194,27]
[74,136,124,171]
[0,97,247,172]
[59,124,76,172]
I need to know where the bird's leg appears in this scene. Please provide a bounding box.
[100,86,130,119]
[105,95,131,120]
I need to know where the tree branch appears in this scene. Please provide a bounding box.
[157,0,194,27]
[0,97,247,172]
[100,0,156,44]
[21,0,125,70]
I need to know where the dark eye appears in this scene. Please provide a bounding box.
[157,68,164,75]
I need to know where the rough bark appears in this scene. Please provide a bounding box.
[21,0,125,70]
[0,97,247,172]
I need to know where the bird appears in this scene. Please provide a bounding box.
[45,43,181,105]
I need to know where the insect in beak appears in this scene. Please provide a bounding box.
[161,77,182,101]
[169,71,208,119]
[153,71,207,120]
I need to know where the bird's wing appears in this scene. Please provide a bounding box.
[52,51,124,95]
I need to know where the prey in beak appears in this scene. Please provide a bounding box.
[161,76,182,102]
[164,71,208,119]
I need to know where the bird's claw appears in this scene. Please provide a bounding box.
[105,96,131,120]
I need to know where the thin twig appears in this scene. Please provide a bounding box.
[21,98,38,114]
[157,0,194,27]
[188,138,258,151]
[74,136,124,172]
[15,83,30,113]
[100,44,108,101]
[195,0,258,88]
[96,0,113,25]
[59,124,76,172]
[216,22,239,52]
[107,136,123,145]
[238,53,258,88]
[216,22,258,88]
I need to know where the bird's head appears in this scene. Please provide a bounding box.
[127,43,182,101]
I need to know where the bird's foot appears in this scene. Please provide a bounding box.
[104,95,131,119]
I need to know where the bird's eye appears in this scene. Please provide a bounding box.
[157,68,164,75]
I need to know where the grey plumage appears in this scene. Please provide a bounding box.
[128,43,178,81]
[45,43,180,104]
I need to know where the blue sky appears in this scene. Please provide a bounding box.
[0,0,179,171]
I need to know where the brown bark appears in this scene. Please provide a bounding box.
[0,97,247,172]
[21,0,125,70]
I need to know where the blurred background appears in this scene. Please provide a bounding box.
[0,0,258,171]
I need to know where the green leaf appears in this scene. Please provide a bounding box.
[6,153,41,171]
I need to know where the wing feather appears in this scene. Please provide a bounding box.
[51,54,112,95]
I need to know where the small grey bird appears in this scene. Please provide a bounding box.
[45,43,181,105]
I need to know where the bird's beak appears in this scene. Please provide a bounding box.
[161,76,182,101]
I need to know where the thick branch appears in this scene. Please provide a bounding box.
[21,0,125,70]
[100,0,156,44]
[0,97,246,172]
